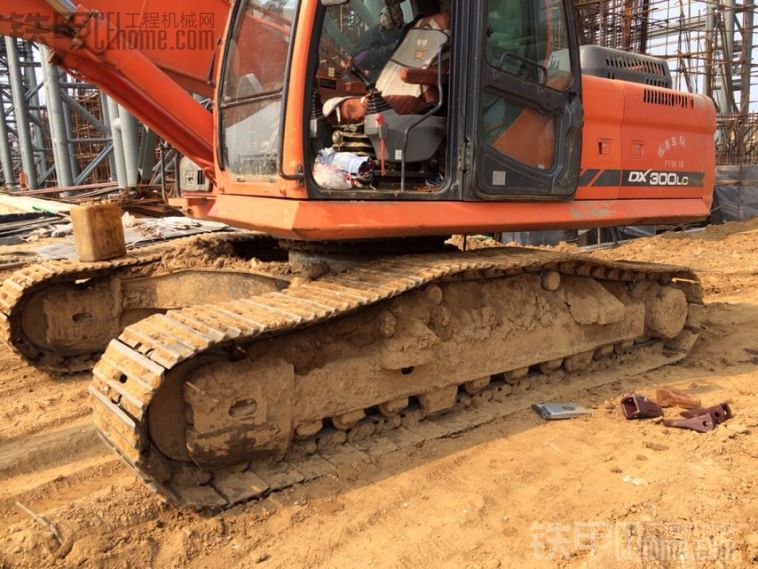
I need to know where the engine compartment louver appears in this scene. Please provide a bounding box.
[642,88,695,109]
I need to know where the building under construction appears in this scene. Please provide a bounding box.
[0,38,176,193]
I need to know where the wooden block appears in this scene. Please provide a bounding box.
[71,202,126,262]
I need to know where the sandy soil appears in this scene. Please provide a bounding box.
[0,221,756,569]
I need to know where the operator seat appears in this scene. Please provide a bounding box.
[324,11,450,124]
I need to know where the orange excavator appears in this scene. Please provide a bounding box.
[0,0,714,508]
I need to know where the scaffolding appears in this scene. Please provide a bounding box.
[0,38,166,191]
[717,112,758,164]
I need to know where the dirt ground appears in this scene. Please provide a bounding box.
[0,220,756,569]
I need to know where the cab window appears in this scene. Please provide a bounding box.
[220,1,296,177]
[480,0,574,170]
[317,0,414,90]
[486,0,573,90]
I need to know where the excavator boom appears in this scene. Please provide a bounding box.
[0,0,230,97]
[0,0,231,171]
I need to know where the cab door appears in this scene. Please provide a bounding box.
[467,0,583,199]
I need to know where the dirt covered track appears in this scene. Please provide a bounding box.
[0,221,757,568]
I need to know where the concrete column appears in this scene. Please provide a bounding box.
[4,37,37,188]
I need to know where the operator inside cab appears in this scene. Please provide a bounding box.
[307,0,570,192]
[321,0,451,123]
[219,0,573,195]
[311,0,452,191]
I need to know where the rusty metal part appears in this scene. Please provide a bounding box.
[680,402,733,425]
[655,387,701,409]
[620,393,663,419]
[89,247,701,508]
[663,414,715,432]
[663,402,732,433]
[0,232,283,372]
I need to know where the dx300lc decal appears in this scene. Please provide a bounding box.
[578,169,705,187]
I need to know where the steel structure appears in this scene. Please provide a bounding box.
[0,0,229,191]
[0,38,147,190]
[0,38,207,191]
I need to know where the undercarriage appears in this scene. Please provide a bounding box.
[0,232,287,372]
[84,245,702,508]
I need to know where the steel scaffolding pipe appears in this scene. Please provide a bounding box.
[117,104,140,187]
[21,42,46,181]
[39,45,74,188]
[106,96,129,189]
[4,37,37,188]
[100,91,117,178]
[60,74,80,181]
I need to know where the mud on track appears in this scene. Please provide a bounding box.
[0,220,757,568]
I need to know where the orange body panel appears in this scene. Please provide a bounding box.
[577,76,716,204]
[185,194,711,240]
[1,0,716,241]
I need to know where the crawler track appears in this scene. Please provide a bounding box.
[0,232,271,372]
[90,247,702,508]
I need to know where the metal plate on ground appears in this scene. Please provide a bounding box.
[531,402,592,420]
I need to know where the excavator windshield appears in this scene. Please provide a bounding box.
[219,1,297,177]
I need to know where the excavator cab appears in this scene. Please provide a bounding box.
[203,0,713,239]
[217,0,582,202]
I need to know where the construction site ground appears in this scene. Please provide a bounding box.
[0,220,756,569]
